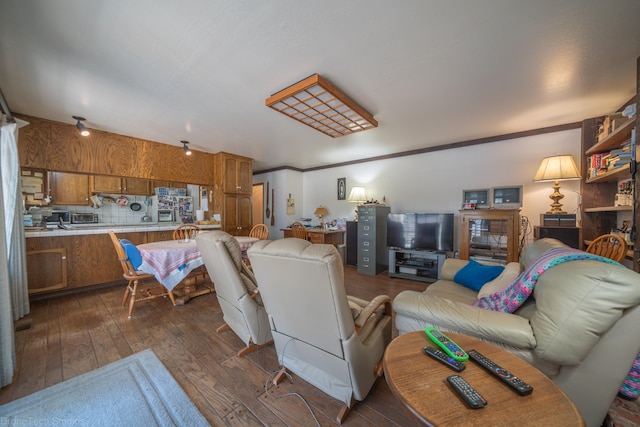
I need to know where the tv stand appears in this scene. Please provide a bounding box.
[388,248,446,283]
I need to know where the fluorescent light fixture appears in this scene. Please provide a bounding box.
[266,74,377,138]
[72,115,90,136]
[182,140,192,156]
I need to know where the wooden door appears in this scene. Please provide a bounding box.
[236,194,252,235]
[49,172,90,205]
[252,183,264,226]
[223,193,239,235]
[237,159,252,194]
[223,156,239,193]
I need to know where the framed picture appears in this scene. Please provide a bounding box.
[337,178,346,200]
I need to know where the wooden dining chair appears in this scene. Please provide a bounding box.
[173,223,210,282]
[586,233,628,263]
[173,224,201,241]
[109,231,175,318]
[249,223,269,240]
[290,221,308,240]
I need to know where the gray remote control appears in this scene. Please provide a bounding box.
[446,375,487,409]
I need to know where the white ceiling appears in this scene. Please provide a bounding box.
[1,1,639,171]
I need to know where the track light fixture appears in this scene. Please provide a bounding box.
[181,140,192,155]
[72,115,90,136]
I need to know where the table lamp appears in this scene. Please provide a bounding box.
[533,154,581,213]
[347,186,367,221]
[314,205,329,227]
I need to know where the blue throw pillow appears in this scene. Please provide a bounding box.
[454,259,504,292]
[120,239,143,270]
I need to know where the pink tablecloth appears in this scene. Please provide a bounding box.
[137,240,203,290]
[137,236,259,290]
[235,236,259,251]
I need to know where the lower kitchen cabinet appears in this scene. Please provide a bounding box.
[26,232,145,293]
[26,248,67,294]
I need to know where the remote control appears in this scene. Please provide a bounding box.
[446,375,487,409]
[424,346,466,372]
[424,327,469,361]
[467,349,533,396]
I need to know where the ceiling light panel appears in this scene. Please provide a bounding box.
[266,74,377,138]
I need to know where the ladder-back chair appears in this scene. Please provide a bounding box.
[109,230,175,318]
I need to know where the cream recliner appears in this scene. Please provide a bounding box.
[248,238,392,424]
[393,238,640,427]
[196,230,272,357]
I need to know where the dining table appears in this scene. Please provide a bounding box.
[137,234,260,304]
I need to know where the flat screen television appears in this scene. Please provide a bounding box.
[387,213,454,252]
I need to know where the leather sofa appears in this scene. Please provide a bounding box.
[393,238,640,427]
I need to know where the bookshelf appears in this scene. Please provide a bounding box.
[580,57,638,271]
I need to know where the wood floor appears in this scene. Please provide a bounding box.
[2,265,637,426]
[0,266,426,426]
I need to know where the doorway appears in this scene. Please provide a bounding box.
[252,183,264,226]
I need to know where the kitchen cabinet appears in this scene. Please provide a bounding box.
[213,152,253,235]
[91,175,152,195]
[217,152,252,194]
[26,232,146,294]
[26,248,67,294]
[152,181,187,191]
[49,171,90,205]
[459,209,520,264]
[147,230,174,242]
[223,194,252,236]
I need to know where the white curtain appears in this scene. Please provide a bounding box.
[0,118,30,387]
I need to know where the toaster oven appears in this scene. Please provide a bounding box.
[158,209,174,222]
[72,212,99,224]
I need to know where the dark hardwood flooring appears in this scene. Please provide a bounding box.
[1,266,637,426]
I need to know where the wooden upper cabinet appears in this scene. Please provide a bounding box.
[91,176,121,193]
[123,178,151,195]
[49,172,90,205]
[220,153,252,194]
[90,176,152,195]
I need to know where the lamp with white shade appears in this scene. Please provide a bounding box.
[347,186,367,221]
[314,205,329,227]
[533,154,581,214]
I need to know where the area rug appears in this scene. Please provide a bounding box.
[0,349,210,426]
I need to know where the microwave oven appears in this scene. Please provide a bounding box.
[45,210,70,228]
[158,209,173,222]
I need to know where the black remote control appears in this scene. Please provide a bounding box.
[423,346,466,372]
[467,349,533,396]
[446,375,487,409]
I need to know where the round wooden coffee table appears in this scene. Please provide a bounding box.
[383,331,584,426]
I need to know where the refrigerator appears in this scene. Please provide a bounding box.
[157,195,194,223]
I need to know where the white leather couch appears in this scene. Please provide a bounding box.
[393,238,640,427]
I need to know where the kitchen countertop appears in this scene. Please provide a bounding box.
[25,223,222,237]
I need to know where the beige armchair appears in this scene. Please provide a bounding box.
[195,231,272,357]
[248,238,392,424]
[393,238,640,427]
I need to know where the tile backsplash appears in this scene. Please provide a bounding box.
[55,194,159,225]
